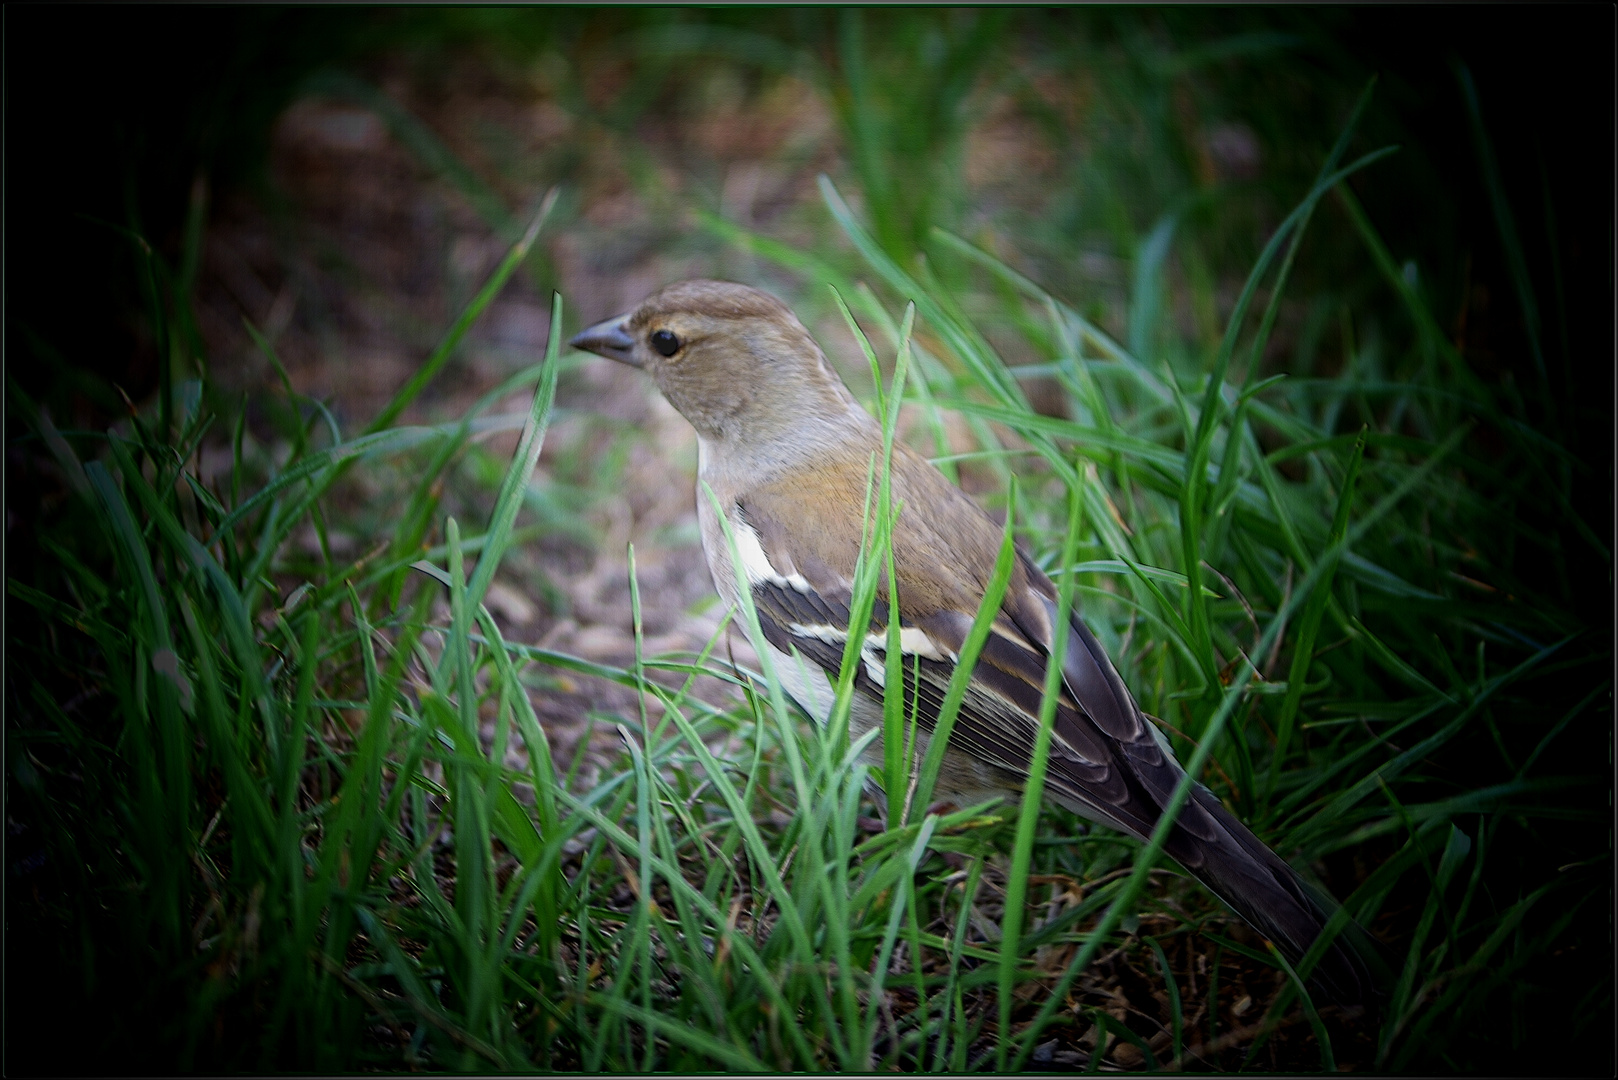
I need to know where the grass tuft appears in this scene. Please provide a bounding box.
[7,10,1607,1074]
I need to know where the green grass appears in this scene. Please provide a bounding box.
[7,9,1609,1074]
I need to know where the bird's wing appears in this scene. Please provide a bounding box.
[731,462,1221,845]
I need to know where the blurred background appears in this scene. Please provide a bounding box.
[6,6,1611,1072]
[10,7,1610,450]
[9,2,1610,646]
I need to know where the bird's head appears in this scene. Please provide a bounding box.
[569,279,864,450]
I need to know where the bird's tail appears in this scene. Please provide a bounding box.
[1165,786,1385,1012]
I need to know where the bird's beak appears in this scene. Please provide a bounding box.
[568,313,639,368]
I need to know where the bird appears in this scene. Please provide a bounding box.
[570,278,1378,1010]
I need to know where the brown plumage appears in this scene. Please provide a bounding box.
[571,278,1378,1009]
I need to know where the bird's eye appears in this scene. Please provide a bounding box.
[650,329,681,356]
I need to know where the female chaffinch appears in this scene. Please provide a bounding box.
[571,279,1374,1009]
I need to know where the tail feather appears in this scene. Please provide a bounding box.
[1165,786,1382,1011]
